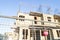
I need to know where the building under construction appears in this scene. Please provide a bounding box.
[14,11,60,40]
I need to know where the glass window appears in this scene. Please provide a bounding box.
[34,21,37,24]
[48,20,51,21]
[56,30,60,40]
[30,30,33,37]
[23,29,25,35]
[23,29,28,39]
[47,17,51,22]
[56,30,60,37]
[41,22,44,25]
[34,17,37,20]
[47,17,51,19]
[34,17,37,24]
[19,15,25,21]
[19,15,25,18]
[23,29,25,39]
[36,30,40,40]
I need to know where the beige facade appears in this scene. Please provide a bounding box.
[16,12,60,40]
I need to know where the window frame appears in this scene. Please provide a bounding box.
[47,17,51,22]
[19,15,25,21]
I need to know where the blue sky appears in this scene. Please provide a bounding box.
[0,0,60,34]
[0,0,60,16]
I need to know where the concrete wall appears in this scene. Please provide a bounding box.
[43,14,56,26]
[16,12,60,40]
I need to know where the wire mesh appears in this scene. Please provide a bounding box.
[0,17,16,40]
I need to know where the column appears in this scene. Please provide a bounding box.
[52,29,57,39]
[19,28,23,40]
[40,30,41,40]
[27,29,30,40]
[35,29,36,40]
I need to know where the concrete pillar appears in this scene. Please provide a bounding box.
[27,29,30,40]
[19,28,23,40]
[31,37,33,40]
[40,30,41,40]
[52,29,57,39]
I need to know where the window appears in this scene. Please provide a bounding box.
[23,29,25,35]
[19,15,25,18]
[30,30,40,40]
[19,15,25,21]
[56,30,60,37]
[47,17,51,19]
[48,20,51,21]
[30,30,33,37]
[47,30,54,40]
[34,21,37,24]
[23,29,28,39]
[41,18,44,25]
[47,17,51,22]
[41,30,43,36]
[34,17,37,20]
[26,29,28,35]
[41,22,44,25]
[26,29,28,39]
[34,17,37,24]
[36,30,40,40]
